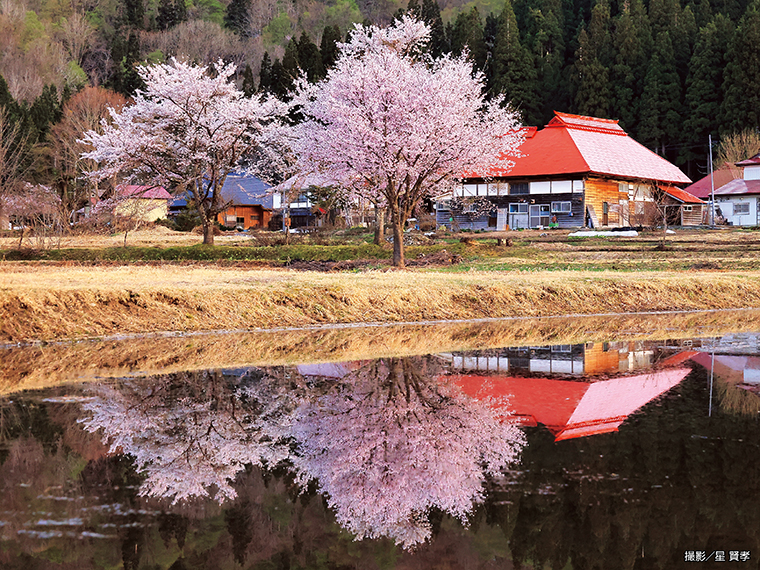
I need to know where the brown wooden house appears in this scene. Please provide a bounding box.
[438,112,699,230]
[215,173,279,230]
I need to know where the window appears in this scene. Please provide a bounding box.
[682,206,692,212]
[251,214,260,220]
[551,201,572,213]
[509,203,528,213]
[236,217,245,225]
[735,203,750,215]
[551,181,573,194]
[540,204,550,214]
[510,182,529,195]
[489,182,507,196]
[572,180,584,193]
[530,181,551,194]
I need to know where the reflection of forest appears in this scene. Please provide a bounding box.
[1,357,760,568]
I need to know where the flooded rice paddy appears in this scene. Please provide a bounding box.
[2,312,760,569]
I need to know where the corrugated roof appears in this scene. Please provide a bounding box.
[117,184,172,200]
[662,186,704,204]
[481,111,691,185]
[714,179,760,196]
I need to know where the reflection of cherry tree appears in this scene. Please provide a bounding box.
[78,370,296,503]
[78,359,524,549]
[290,358,525,549]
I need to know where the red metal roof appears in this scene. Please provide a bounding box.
[736,152,760,167]
[683,166,742,199]
[117,184,172,200]
[714,179,760,196]
[662,186,704,204]
[483,111,691,185]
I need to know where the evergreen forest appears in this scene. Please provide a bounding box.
[1,0,760,209]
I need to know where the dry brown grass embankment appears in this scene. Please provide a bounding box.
[3,264,760,344]
[3,310,760,395]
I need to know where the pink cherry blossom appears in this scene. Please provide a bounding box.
[291,16,524,266]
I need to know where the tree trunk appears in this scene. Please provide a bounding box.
[391,207,405,268]
[203,221,215,245]
[374,207,385,245]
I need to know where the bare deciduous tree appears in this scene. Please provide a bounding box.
[56,12,95,65]
[715,129,760,172]
[46,86,128,221]
[0,107,30,230]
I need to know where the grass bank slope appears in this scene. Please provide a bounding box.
[2,265,760,343]
[3,310,760,395]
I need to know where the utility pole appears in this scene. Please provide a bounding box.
[709,134,716,227]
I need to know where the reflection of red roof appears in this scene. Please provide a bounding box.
[690,352,760,384]
[662,186,704,204]
[659,350,700,367]
[117,184,172,200]
[480,111,691,184]
[449,368,689,441]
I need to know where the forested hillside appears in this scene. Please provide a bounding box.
[0,0,759,212]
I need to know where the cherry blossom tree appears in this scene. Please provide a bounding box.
[80,58,288,244]
[4,183,63,249]
[291,16,524,267]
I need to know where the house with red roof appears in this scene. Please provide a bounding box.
[710,152,760,226]
[683,164,742,200]
[114,184,172,222]
[439,111,698,230]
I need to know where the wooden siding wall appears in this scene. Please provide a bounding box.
[583,343,622,375]
[681,205,704,226]
[584,179,622,227]
[217,205,271,229]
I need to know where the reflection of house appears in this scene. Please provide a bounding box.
[450,368,689,441]
[691,352,760,386]
[216,173,279,230]
[115,184,172,221]
[437,112,694,230]
[443,341,659,378]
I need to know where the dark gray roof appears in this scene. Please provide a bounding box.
[168,173,276,210]
[221,173,275,208]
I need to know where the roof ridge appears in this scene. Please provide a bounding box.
[548,111,627,136]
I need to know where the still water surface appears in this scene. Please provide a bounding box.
[2,319,760,569]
